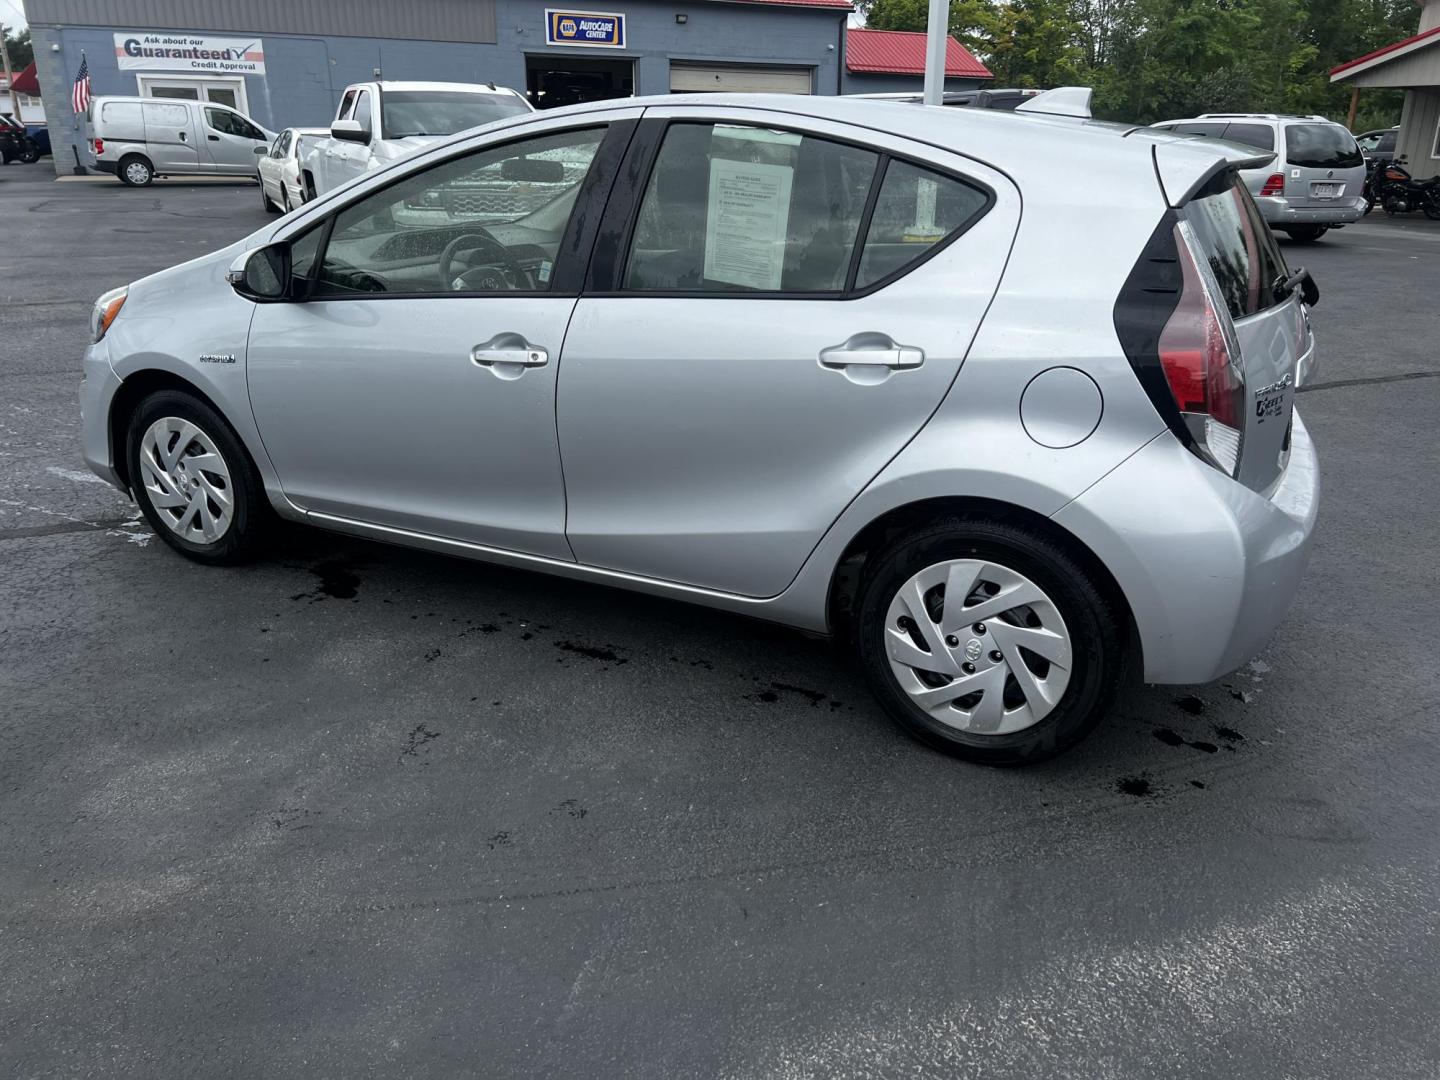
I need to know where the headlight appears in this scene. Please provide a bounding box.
[90,286,128,343]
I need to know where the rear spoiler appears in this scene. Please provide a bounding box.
[1013,87,1093,119]
[1148,137,1278,207]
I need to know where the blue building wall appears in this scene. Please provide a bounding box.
[32,0,848,175]
[841,71,990,95]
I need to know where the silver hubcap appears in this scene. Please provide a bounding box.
[884,559,1073,735]
[139,417,234,544]
[125,162,149,184]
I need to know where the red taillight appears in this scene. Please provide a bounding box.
[1259,173,1285,197]
[1157,227,1244,433]
[93,138,104,155]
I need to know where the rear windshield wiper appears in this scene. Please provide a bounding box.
[1273,266,1320,307]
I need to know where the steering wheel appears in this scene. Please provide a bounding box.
[438,229,528,292]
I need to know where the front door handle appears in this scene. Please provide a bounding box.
[208,134,219,141]
[819,334,924,370]
[471,333,548,374]
[178,131,187,141]
[471,345,548,367]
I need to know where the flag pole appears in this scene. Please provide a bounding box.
[0,23,20,124]
[922,0,949,106]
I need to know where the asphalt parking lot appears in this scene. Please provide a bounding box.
[3,165,1439,1078]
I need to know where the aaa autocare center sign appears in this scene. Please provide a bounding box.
[114,32,266,74]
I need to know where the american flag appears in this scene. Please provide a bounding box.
[71,53,91,115]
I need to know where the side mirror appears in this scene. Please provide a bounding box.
[227,243,291,303]
[331,118,370,144]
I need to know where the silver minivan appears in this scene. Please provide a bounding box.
[87,96,276,186]
[78,93,1321,764]
[1152,114,1366,242]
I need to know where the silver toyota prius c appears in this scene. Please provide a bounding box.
[80,88,1320,764]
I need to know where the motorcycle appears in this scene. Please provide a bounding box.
[1369,157,1440,220]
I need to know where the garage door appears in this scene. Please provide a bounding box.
[669,63,813,94]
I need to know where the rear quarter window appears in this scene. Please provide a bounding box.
[1220,123,1275,151]
[1284,124,1362,169]
[1181,172,1289,320]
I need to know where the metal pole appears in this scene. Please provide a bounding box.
[0,24,21,124]
[922,0,949,106]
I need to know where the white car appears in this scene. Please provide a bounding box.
[256,127,327,214]
[300,81,531,199]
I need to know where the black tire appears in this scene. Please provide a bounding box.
[18,145,39,164]
[854,516,1124,765]
[282,188,293,213]
[260,178,280,214]
[126,389,270,565]
[303,173,317,203]
[118,154,154,186]
[1284,225,1329,243]
[1424,201,1440,221]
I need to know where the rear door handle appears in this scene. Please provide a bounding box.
[819,334,924,370]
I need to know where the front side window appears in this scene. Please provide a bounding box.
[623,123,878,292]
[855,160,989,288]
[381,91,531,138]
[337,90,356,122]
[1284,123,1362,169]
[353,91,372,133]
[312,126,605,296]
[1182,172,1288,319]
[206,108,264,141]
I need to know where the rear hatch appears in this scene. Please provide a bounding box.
[1282,122,1365,205]
[1116,168,1303,494]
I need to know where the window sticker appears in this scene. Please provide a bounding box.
[537,259,553,284]
[702,158,794,291]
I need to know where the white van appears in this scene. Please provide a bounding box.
[88,96,276,186]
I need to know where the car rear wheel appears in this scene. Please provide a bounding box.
[855,517,1123,765]
[260,178,280,214]
[118,154,154,186]
[18,144,38,164]
[126,390,269,564]
[1284,225,1329,243]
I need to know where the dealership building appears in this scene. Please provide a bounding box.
[25,0,992,177]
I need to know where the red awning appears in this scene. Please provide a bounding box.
[846,28,993,79]
[1330,24,1440,79]
[9,62,39,96]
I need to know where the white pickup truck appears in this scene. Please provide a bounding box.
[301,80,531,200]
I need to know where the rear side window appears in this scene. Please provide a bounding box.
[855,160,989,288]
[1181,172,1289,319]
[102,101,145,140]
[1220,123,1274,151]
[1175,122,1227,138]
[1377,130,1397,154]
[1284,123,1362,169]
[624,123,878,293]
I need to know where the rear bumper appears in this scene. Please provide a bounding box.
[1054,412,1320,684]
[1255,195,1365,226]
[91,158,118,176]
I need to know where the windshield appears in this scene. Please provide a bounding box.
[1285,124,1362,169]
[382,91,530,138]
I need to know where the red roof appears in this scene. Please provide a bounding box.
[707,0,853,8]
[1331,24,1440,77]
[846,28,992,79]
[8,62,39,97]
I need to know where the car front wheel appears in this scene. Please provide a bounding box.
[855,517,1123,765]
[127,390,268,564]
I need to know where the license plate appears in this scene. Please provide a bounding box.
[1311,182,1339,199]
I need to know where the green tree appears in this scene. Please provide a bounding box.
[3,26,31,71]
